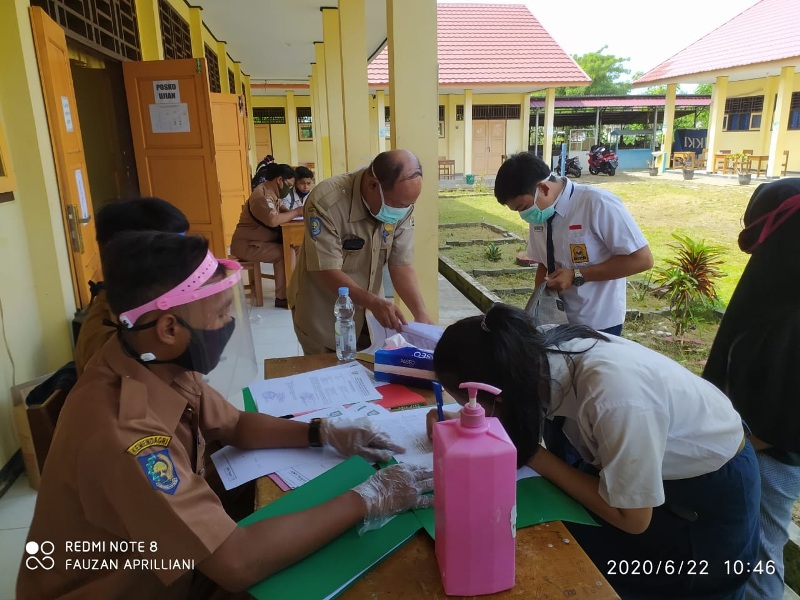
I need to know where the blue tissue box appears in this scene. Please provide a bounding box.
[374,346,435,389]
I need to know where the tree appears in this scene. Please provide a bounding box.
[557,46,632,96]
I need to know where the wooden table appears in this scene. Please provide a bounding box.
[670,151,696,169]
[748,155,769,177]
[257,355,619,599]
[280,220,304,287]
[711,152,734,174]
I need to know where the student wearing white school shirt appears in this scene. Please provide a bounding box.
[432,304,760,600]
[494,152,653,336]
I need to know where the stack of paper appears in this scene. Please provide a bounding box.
[356,314,444,362]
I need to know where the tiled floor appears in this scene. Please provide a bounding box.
[0,271,480,598]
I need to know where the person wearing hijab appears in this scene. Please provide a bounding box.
[703,178,800,600]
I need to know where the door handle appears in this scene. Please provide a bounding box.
[66,204,85,253]
[77,214,91,224]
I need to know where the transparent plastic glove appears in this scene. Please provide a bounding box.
[321,417,405,463]
[352,463,434,533]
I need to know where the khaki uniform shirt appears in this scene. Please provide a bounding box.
[74,290,113,376]
[230,182,282,250]
[17,337,240,600]
[287,168,415,351]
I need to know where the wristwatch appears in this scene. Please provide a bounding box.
[573,268,585,287]
[308,418,323,447]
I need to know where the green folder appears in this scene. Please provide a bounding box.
[239,455,422,600]
[243,387,256,412]
[414,476,597,539]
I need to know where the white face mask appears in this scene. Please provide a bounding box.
[371,164,411,224]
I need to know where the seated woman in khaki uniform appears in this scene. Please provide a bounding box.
[231,163,302,308]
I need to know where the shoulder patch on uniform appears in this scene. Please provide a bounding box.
[126,435,172,455]
[309,216,322,238]
[137,449,180,495]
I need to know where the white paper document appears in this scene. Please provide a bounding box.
[356,314,444,362]
[252,362,381,416]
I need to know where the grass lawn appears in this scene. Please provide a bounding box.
[439,173,754,305]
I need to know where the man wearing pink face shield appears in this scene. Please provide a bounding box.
[18,232,432,599]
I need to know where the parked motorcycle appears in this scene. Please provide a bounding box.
[587,144,619,176]
[555,155,582,178]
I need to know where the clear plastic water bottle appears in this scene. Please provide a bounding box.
[334,286,356,361]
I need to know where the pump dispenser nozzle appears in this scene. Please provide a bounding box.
[458,382,502,428]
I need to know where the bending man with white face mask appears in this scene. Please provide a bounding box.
[288,149,434,355]
[495,152,653,336]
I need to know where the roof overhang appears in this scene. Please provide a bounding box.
[633,58,800,88]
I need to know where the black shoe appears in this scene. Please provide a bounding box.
[274,298,288,309]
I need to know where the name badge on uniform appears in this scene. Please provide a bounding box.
[382,223,394,244]
[137,449,180,495]
[570,243,589,264]
[533,225,544,232]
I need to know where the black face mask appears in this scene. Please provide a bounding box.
[296,188,310,199]
[171,316,236,374]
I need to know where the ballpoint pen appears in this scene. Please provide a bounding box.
[432,381,444,421]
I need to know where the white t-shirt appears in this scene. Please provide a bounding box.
[544,332,743,509]
[527,179,648,330]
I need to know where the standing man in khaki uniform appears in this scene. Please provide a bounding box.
[288,149,433,354]
[18,232,432,599]
[231,163,302,308]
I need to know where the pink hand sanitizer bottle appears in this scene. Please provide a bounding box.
[433,381,517,596]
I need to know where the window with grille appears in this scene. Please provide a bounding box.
[32,0,141,61]
[788,92,800,130]
[228,69,235,95]
[724,96,764,131]
[253,108,286,124]
[472,104,521,120]
[157,0,191,60]
[297,107,313,140]
[438,105,445,138]
[205,44,220,93]
[456,105,464,121]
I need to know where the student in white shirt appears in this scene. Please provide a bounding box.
[494,152,653,335]
[281,165,314,211]
[432,303,760,600]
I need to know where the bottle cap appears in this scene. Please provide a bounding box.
[338,286,349,296]
[458,382,502,428]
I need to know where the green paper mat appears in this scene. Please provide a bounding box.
[414,476,597,538]
[239,456,422,600]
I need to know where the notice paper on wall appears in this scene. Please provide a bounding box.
[148,103,190,133]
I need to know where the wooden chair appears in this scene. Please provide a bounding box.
[228,256,275,307]
[696,149,708,169]
[714,150,731,173]
[781,150,790,177]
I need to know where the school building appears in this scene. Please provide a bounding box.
[633,0,800,177]
[0,1,584,476]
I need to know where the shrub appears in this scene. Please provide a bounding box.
[651,233,724,336]
[484,242,502,262]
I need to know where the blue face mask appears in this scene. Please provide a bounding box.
[518,186,555,224]
[371,165,411,225]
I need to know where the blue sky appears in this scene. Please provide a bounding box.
[438,0,759,80]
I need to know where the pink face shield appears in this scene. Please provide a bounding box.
[738,193,800,254]
[118,251,242,328]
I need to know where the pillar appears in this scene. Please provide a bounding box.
[376,89,387,153]
[543,87,556,167]
[659,83,677,173]
[767,66,793,178]
[520,93,531,154]
[464,89,473,176]
[386,0,439,322]
[322,8,347,175]
[188,6,204,59]
[286,90,299,166]
[314,43,332,179]
[706,76,728,166]
[243,74,257,169]
[135,0,163,60]
[338,0,371,170]
[310,69,324,175]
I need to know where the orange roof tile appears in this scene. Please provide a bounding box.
[635,0,800,84]
[368,3,589,87]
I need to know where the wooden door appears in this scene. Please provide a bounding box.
[30,7,101,309]
[210,93,250,248]
[122,58,226,256]
[254,124,272,162]
[472,121,488,175]
[487,120,506,174]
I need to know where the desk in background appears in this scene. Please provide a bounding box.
[257,354,619,599]
[670,151,695,169]
[280,220,305,287]
[748,155,769,177]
